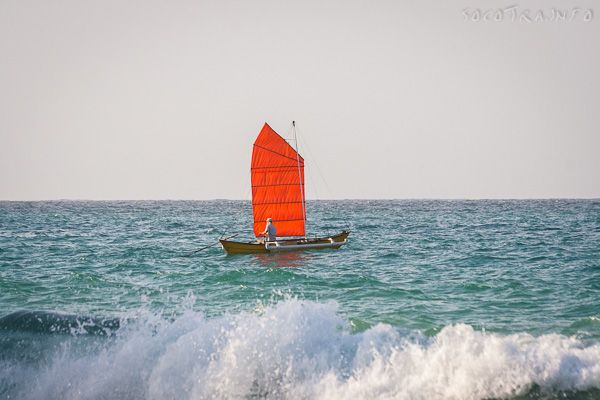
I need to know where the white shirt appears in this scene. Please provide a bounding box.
[265,223,277,241]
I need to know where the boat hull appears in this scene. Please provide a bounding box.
[219,230,350,254]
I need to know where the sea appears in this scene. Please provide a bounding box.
[0,200,599,400]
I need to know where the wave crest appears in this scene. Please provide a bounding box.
[5,300,600,400]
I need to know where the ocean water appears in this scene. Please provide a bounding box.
[1,200,599,400]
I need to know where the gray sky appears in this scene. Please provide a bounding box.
[1,0,598,200]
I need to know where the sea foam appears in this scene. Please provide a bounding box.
[7,299,600,400]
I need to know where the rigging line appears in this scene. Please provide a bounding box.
[292,124,316,234]
[298,126,333,199]
[293,120,307,238]
[295,123,328,237]
[299,124,351,232]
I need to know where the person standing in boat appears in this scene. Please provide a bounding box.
[260,218,277,242]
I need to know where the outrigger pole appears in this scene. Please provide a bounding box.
[182,233,240,257]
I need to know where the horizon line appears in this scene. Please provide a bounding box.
[1,197,599,202]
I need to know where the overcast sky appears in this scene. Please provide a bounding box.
[1,0,598,200]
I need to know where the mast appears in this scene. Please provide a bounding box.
[292,121,307,238]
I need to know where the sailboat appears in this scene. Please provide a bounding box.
[219,122,350,254]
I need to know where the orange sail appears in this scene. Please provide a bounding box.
[251,123,305,237]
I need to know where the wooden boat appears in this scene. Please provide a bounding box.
[220,230,350,254]
[220,121,350,254]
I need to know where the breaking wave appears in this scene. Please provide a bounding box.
[2,299,600,400]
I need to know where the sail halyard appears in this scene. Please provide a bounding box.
[251,123,306,238]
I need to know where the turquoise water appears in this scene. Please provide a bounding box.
[1,200,599,399]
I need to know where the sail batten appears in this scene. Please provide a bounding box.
[253,145,302,162]
[251,123,306,237]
